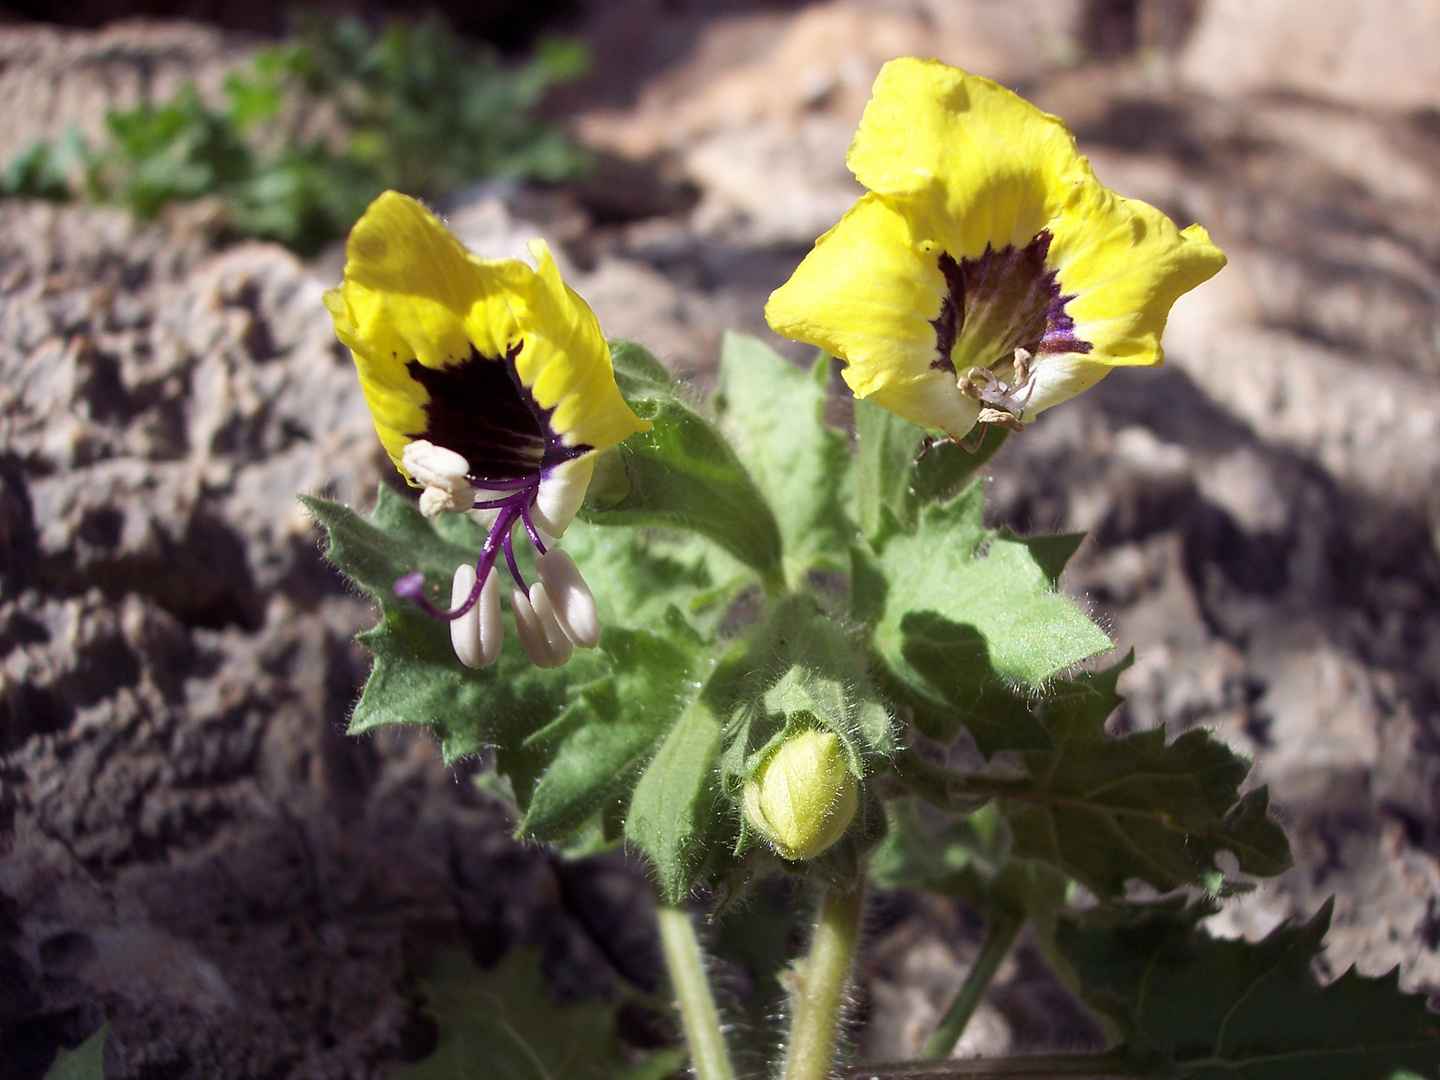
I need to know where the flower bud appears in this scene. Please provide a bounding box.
[742,729,859,861]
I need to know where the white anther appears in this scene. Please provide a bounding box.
[403,440,473,518]
[532,455,595,538]
[403,439,470,487]
[450,563,482,668]
[529,581,574,666]
[535,548,599,649]
[419,487,469,517]
[450,564,503,668]
[510,587,556,668]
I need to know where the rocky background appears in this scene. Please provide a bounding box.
[3,1,1440,1076]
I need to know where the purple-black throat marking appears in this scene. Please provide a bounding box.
[930,230,1091,380]
[393,343,591,621]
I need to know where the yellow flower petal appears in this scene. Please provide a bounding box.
[848,58,1083,258]
[1050,169,1227,367]
[764,193,979,437]
[515,239,651,452]
[1019,167,1226,416]
[326,191,529,476]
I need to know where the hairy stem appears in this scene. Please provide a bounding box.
[923,911,1023,1059]
[841,1050,1134,1078]
[783,885,867,1080]
[656,904,736,1080]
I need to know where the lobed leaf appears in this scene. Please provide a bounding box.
[626,696,728,904]
[851,396,1008,545]
[303,489,592,768]
[521,615,715,841]
[718,595,895,797]
[858,483,1112,756]
[871,798,1068,926]
[981,661,1292,900]
[1056,900,1440,1080]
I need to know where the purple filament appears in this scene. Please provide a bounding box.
[393,476,543,619]
[469,475,537,491]
[501,527,524,591]
[520,501,548,555]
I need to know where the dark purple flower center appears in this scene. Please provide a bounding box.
[930,230,1090,379]
[395,343,592,620]
[405,342,589,483]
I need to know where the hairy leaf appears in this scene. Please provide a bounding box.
[716,333,852,573]
[871,799,1068,925]
[1057,901,1440,1080]
[561,520,745,633]
[626,697,727,904]
[718,595,894,796]
[302,489,587,767]
[859,483,1111,754]
[584,341,784,585]
[522,615,714,841]
[393,949,682,1080]
[982,662,1291,899]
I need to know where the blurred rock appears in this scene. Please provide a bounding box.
[0,21,245,164]
[1181,0,1440,110]
[573,0,1086,245]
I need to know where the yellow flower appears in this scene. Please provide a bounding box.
[765,59,1227,439]
[743,729,859,861]
[325,191,649,667]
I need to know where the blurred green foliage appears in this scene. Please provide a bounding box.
[0,14,589,255]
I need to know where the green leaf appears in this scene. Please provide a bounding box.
[890,612,1053,756]
[871,798,1068,925]
[1056,900,1440,1080]
[560,520,747,634]
[863,483,1112,753]
[584,342,784,587]
[302,484,480,602]
[715,333,852,573]
[626,697,726,904]
[981,661,1292,899]
[521,616,714,841]
[302,489,590,770]
[43,1025,106,1080]
[393,949,682,1080]
[851,397,1008,544]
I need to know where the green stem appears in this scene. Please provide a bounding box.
[783,885,867,1080]
[656,904,736,1080]
[923,911,1023,1059]
[762,565,789,605]
[840,1049,1135,1078]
